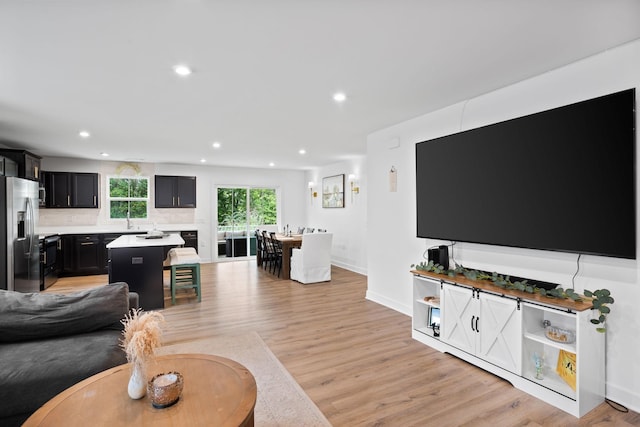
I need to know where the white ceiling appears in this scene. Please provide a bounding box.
[1,1,639,170]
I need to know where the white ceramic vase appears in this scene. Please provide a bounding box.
[128,362,147,399]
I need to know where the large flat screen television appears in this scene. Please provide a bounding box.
[416,88,636,259]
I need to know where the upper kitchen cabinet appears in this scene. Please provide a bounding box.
[155,175,196,208]
[0,155,18,177]
[43,172,99,208]
[0,149,41,181]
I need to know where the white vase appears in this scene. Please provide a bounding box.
[128,362,147,399]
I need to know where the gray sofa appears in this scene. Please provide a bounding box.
[0,282,138,426]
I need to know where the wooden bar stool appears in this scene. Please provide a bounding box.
[167,248,201,305]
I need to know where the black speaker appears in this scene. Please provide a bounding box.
[427,248,439,264]
[438,245,449,270]
[428,245,449,270]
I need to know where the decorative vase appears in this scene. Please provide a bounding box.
[128,362,147,399]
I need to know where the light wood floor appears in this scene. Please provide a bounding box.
[47,262,639,426]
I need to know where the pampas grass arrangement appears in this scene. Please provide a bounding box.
[121,308,165,366]
[121,308,165,399]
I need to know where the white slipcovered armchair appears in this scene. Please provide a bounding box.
[290,233,333,284]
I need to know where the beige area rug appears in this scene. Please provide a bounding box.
[157,332,331,427]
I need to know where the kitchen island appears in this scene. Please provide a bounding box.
[107,233,184,309]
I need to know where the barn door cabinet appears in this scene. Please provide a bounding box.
[411,271,604,418]
[441,282,522,374]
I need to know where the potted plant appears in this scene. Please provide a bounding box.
[120,309,165,398]
[411,260,614,333]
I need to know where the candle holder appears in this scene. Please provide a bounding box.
[147,371,184,408]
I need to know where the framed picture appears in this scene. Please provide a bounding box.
[322,174,344,208]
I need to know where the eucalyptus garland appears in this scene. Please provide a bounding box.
[411,260,613,333]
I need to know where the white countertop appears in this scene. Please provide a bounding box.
[106,233,185,249]
[37,224,198,236]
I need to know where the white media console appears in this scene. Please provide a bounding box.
[411,270,605,418]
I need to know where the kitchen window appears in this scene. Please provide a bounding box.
[108,177,149,219]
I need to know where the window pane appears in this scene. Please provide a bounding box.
[250,188,277,226]
[233,189,247,228]
[110,178,131,197]
[218,188,247,228]
[130,178,148,197]
[110,200,130,218]
[110,201,147,219]
[129,201,147,218]
[110,177,148,197]
[109,177,149,220]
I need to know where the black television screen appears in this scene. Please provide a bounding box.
[416,88,636,259]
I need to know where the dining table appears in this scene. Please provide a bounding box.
[257,233,302,280]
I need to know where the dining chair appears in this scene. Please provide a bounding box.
[297,226,305,234]
[290,233,333,284]
[262,230,276,272]
[255,230,267,268]
[268,232,283,277]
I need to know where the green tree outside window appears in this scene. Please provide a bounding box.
[217,187,277,230]
[109,177,149,219]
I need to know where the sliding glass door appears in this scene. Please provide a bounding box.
[216,187,277,259]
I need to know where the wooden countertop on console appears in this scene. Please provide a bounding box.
[411,270,594,312]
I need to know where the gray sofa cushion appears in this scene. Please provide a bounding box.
[0,329,126,420]
[0,282,130,343]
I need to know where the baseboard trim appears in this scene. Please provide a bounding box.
[331,261,367,276]
[605,382,640,414]
[365,290,411,316]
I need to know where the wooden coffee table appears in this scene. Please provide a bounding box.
[23,354,257,427]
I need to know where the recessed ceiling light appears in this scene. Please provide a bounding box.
[333,92,347,102]
[173,64,192,77]
[269,162,275,167]
[100,152,109,157]
[299,149,306,155]
[79,130,90,138]
[212,141,221,149]
[200,158,206,163]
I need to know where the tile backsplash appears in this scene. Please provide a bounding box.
[39,208,196,227]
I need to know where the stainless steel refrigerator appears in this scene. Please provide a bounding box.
[1,176,40,292]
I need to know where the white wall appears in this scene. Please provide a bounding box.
[305,156,367,275]
[39,157,307,263]
[366,39,640,412]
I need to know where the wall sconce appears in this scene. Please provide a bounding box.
[348,174,360,203]
[308,181,317,204]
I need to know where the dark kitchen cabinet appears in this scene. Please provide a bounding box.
[61,233,137,276]
[155,175,196,208]
[102,233,121,273]
[74,234,102,275]
[0,155,18,176]
[61,235,74,274]
[180,230,198,250]
[59,230,197,277]
[0,149,41,181]
[46,172,71,207]
[61,234,108,276]
[43,172,99,208]
[73,173,99,207]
